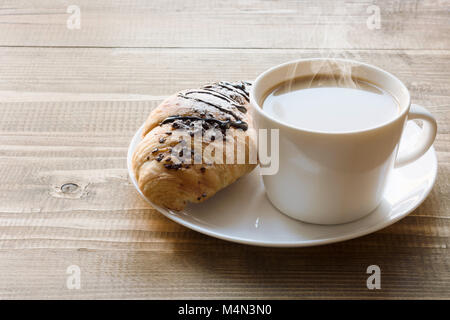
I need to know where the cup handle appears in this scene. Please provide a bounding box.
[395,104,437,168]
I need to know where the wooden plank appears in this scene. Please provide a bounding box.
[0,243,448,299]
[0,47,449,103]
[0,0,448,49]
[0,100,448,299]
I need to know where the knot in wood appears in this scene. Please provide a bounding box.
[61,183,79,193]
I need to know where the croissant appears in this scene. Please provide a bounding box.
[132,81,257,210]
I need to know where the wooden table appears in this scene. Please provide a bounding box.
[0,0,448,299]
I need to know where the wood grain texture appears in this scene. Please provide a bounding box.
[0,0,449,299]
[0,48,449,100]
[0,0,449,49]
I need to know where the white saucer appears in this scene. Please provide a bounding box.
[127,121,437,247]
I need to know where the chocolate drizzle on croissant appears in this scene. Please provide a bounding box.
[161,115,248,131]
[177,93,243,121]
[184,89,247,113]
[159,81,251,131]
[132,80,256,210]
[204,81,250,103]
[142,81,252,171]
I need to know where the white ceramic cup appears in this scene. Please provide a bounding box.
[250,58,437,224]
